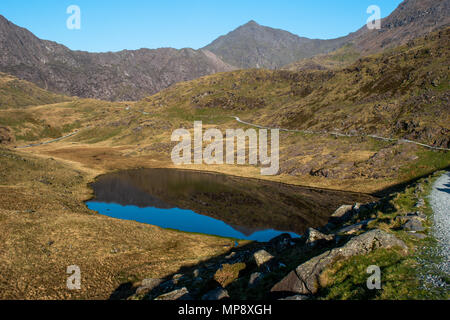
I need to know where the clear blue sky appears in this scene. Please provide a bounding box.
[0,0,403,52]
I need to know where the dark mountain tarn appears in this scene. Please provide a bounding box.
[87,168,375,241]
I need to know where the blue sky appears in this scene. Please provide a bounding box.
[0,0,403,52]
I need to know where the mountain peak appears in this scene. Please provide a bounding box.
[244,20,260,27]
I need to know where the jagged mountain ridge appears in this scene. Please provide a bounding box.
[0,0,449,100]
[0,15,236,101]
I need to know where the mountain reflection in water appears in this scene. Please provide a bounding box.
[86,169,374,242]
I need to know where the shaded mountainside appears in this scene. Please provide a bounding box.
[203,20,348,69]
[0,15,235,101]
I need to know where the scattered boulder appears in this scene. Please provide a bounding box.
[154,287,191,300]
[305,228,334,247]
[225,252,236,259]
[201,288,230,300]
[172,274,184,284]
[269,233,292,251]
[253,250,274,268]
[279,295,311,301]
[336,219,375,235]
[214,263,246,288]
[395,215,426,232]
[406,211,427,220]
[409,232,427,239]
[415,199,425,208]
[271,230,408,295]
[249,272,264,287]
[403,219,425,232]
[135,278,163,295]
[331,205,354,220]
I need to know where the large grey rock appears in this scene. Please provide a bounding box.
[201,288,230,300]
[253,250,274,267]
[154,287,191,300]
[271,230,408,295]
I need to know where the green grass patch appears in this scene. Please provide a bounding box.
[400,150,450,181]
[319,248,433,300]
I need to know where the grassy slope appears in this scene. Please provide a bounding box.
[0,72,70,109]
[283,43,362,71]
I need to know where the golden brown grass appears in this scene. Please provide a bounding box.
[0,147,235,300]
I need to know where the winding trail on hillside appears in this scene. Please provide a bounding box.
[14,129,83,149]
[429,172,450,278]
[232,117,450,151]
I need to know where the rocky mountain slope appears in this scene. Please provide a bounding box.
[203,20,348,69]
[0,0,448,100]
[287,0,450,71]
[0,15,235,101]
[348,0,450,55]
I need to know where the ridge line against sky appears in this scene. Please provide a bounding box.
[0,0,402,53]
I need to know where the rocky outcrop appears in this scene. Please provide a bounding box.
[271,230,408,295]
[0,126,14,145]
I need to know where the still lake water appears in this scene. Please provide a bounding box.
[86,169,373,242]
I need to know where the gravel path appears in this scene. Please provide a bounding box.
[233,116,450,151]
[428,172,450,285]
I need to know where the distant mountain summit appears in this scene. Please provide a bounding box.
[0,15,235,101]
[204,20,347,69]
